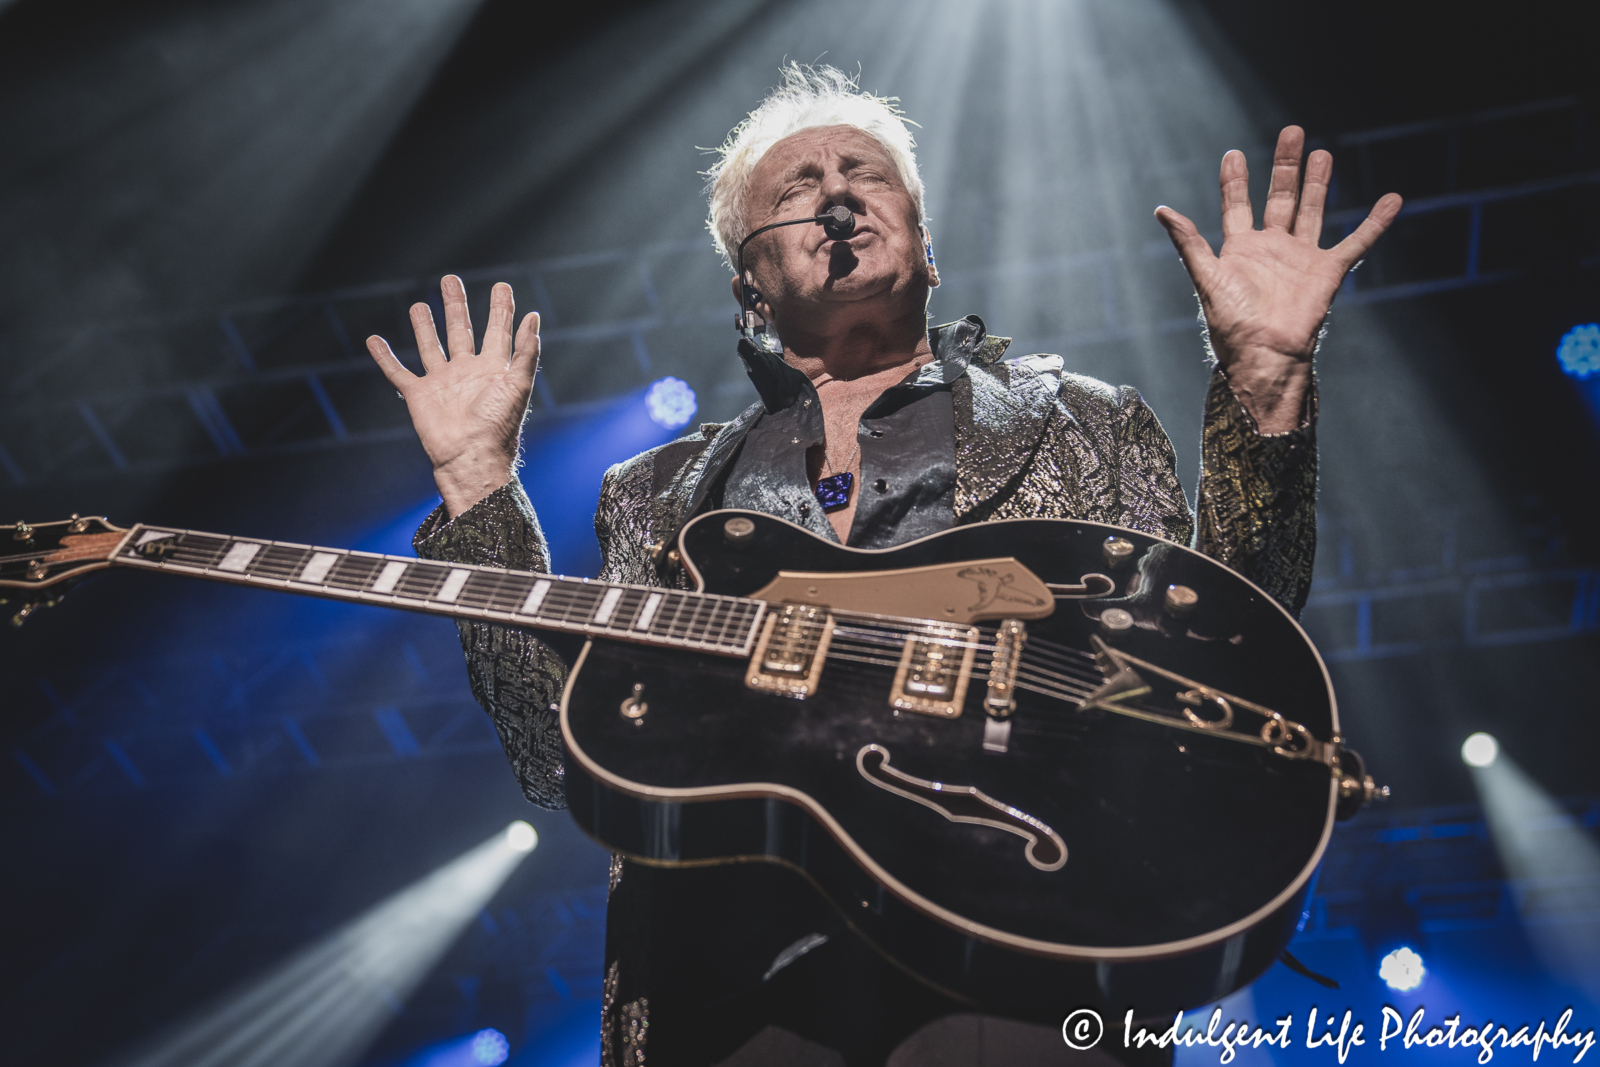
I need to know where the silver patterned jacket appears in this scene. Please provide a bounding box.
[413,316,1317,811]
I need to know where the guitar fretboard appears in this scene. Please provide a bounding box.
[112,525,765,657]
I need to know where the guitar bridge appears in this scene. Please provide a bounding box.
[745,604,835,699]
[890,625,979,718]
[984,618,1027,717]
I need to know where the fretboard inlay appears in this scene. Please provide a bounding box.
[113,525,765,658]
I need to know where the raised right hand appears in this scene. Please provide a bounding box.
[367,276,540,518]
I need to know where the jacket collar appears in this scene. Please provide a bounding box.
[738,316,1009,413]
[684,316,1054,529]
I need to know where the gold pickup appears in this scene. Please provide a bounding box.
[889,624,980,718]
[745,604,835,699]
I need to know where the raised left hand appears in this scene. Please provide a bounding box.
[1155,126,1402,433]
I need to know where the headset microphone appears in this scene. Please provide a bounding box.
[818,204,856,240]
[734,207,858,344]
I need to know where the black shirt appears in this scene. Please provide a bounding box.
[720,318,985,549]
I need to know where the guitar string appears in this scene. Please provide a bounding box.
[108,539,1304,749]
[132,537,1114,677]
[134,543,1113,691]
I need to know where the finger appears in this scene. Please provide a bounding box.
[1218,149,1254,237]
[1330,192,1404,270]
[1261,126,1305,232]
[482,282,516,363]
[440,274,477,359]
[1293,149,1332,241]
[1154,206,1218,287]
[365,334,417,392]
[510,312,542,385]
[409,302,448,371]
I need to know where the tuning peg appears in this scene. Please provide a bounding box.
[12,521,33,543]
[9,590,67,627]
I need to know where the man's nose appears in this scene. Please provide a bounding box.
[819,170,863,213]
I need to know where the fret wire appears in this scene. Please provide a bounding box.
[664,593,689,639]
[330,555,384,589]
[707,598,733,647]
[658,592,686,639]
[253,544,311,579]
[617,588,649,630]
[668,592,703,646]
[187,534,231,566]
[535,579,576,623]
[722,600,751,648]
[410,563,445,595]
[654,591,688,643]
[705,599,734,649]
[604,588,638,631]
[581,585,608,625]
[555,583,594,625]
[480,571,525,613]
[681,594,712,646]
[664,592,691,639]
[172,534,229,567]
[467,569,513,612]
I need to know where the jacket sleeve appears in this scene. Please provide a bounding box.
[413,480,570,810]
[1192,368,1318,615]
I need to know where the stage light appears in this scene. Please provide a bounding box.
[109,825,535,1067]
[504,820,537,852]
[1461,732,1499,768]
[1557,324,1600,380]
[645,377,697,430]
[1468,749,1600,1004]
[1379,946,1426,991]
[470,1029,510,1066]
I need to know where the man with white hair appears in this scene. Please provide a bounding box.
[368,64,1399,1067]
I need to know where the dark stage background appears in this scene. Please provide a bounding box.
[2,2,1597,1064]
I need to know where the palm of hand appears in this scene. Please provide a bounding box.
[1156,127,1402,369]
[1198,226,1351,363]
[367,277,541,515]
[403,340,533,471]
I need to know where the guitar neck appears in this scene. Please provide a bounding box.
[110,524,765,658]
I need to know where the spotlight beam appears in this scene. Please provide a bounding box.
[1469,750,1600,1005]
[108,825,536,1067]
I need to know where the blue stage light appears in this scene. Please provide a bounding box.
[1557,324,1600,380]
[471,1029,510,1066]
[1379,946,1426,991]
[645,376,697,430]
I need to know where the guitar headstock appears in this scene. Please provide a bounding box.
[1,516,128,624]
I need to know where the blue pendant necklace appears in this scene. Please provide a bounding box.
[815,439,860,512]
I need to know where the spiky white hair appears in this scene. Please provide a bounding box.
[705,64,924,272]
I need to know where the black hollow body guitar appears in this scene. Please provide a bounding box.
[4,511,1384,1019]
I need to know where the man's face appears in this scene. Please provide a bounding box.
[737,125,934,328]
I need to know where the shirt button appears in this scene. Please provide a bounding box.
[874,479,888,493]
[791,437,800,444]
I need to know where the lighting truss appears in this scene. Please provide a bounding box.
[2,98,1594,487]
